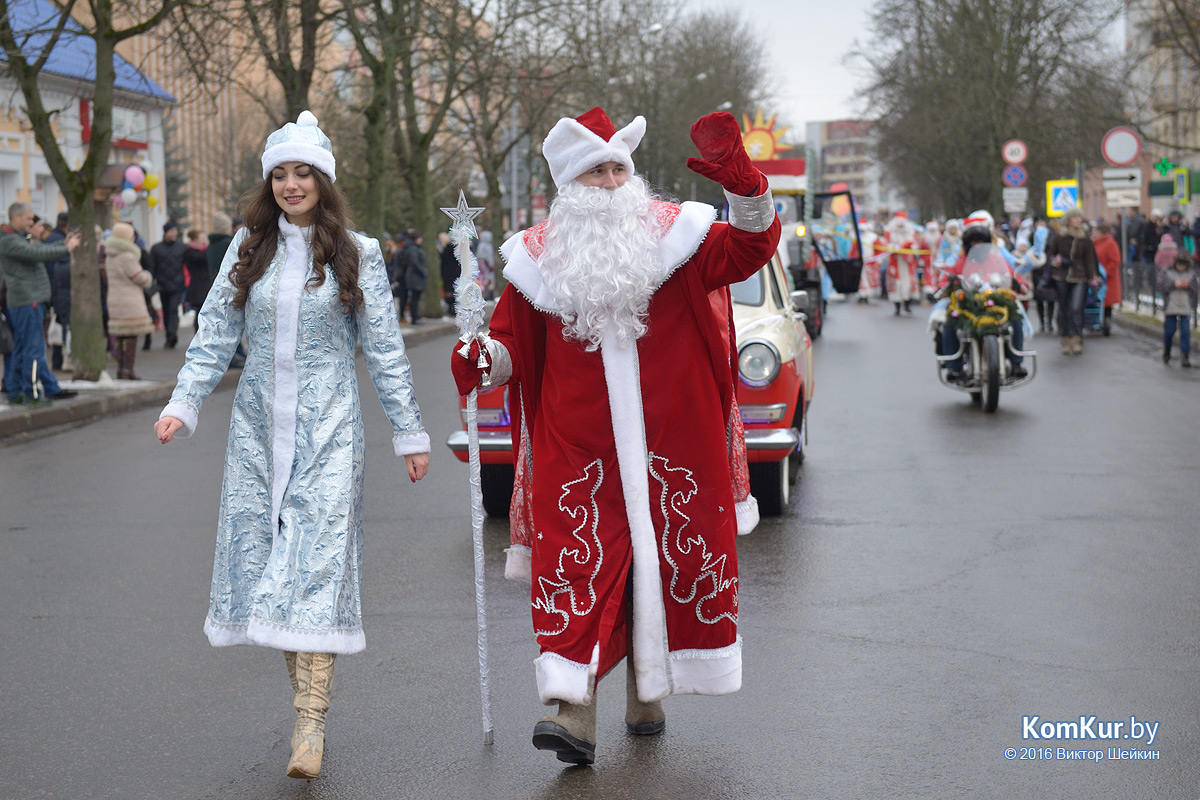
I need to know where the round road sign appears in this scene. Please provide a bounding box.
[1101,127,1142,167]
[1002,139,1028,165]
[1002,164,1028,188]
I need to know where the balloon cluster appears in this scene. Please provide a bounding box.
[112,161,161,211]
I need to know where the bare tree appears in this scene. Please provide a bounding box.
[1126,0,1200,155]
[852,0,1124,217]
[0,0,182,379]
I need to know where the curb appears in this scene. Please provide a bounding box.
[0,319,459,446]
[1111,310,1164,340]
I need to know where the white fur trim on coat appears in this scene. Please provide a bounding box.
[543,115,646,188]
[600,325,673,702]
[669,636,742,695]
[504,544,532,582]
[160,401,199,438]
[269,218,310,540]
[736,496,760,536]
[392,431,430,456]
[534,644,599,705]
[204,615,365,654]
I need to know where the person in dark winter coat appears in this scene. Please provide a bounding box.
[1047,208,1099,356]
[399,229,428,324]
[438,231,460,317]
[151,220,188,347]
[387,234,407,321]
[183,228,210,324]
[45,212,72,370]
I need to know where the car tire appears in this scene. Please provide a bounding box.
[788,400,804,481]
[750,459,789,516]
[480,463,514,518]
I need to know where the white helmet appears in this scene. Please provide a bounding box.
[962,209,994,232]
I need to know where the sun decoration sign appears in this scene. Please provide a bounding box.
[740,109,792,161]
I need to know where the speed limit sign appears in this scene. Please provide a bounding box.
[1002,139,1028,165]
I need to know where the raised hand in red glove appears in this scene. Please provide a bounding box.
[451,337,489,396]
[686,111,767,197]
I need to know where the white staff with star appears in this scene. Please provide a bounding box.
[441,190,494,745]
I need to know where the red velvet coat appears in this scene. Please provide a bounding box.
[489,199,780,705]
[1093,233,1122,307]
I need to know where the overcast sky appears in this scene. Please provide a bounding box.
[686,0,880,139]
[686,0,1125,144]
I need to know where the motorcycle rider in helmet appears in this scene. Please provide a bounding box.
[934,224,1031,380]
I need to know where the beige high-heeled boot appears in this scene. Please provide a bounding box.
[286,652,336,779]
[625,657,665,735]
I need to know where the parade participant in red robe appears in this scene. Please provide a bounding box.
[451,107,779,765]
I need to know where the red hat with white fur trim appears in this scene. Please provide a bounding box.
[542,107,646,189]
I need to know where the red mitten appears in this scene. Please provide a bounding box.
[685,112,766,197]
[451,337,489,396]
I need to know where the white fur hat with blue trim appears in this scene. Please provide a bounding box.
[261,110,336,182]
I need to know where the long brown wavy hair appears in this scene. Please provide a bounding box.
[230,167,363,312]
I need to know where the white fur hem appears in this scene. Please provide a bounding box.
[736,496,760,536]
[504,545,532,582]
[668,636,742,696]
[392,430,431,456]
[203,615,365,653]
[160,401,198,438]
[534,645,598,705]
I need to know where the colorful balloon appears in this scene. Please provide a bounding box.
[147,195,157,208]
[120,188,137,205]
[112,195,125,210]
[139,160,153,173]
[124,165,145,188]
[143,173,159,190]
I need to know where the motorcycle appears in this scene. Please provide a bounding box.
[932,243,1036,413]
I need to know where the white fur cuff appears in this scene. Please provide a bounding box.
[483,337,513,386]
[504,545,532,582]
[535,649,597,705]
[736,496,760,536]
[725,189,776,233]
[392,430,430,456]
[160,401,199,438]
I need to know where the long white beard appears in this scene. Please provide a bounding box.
[539,176,664,351]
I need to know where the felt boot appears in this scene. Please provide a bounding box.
[1183,354,1192,368]
[625,657,665,735]
[286,652,335,779]
[1061,337,1071,356]
[533,699,597,765]
[1072,335,1083,354]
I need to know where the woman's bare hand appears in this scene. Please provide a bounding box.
[155,416,184,443]
[405,452,430,483]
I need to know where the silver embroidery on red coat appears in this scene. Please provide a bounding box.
[532,459,605,636]
[650,452,738,625]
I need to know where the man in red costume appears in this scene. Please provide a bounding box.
[452,107,779,765]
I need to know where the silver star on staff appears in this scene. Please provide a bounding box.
[440,190,485,238]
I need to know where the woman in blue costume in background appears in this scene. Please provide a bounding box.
[154,112,430,780]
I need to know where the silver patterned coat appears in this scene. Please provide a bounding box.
[161,216,429,654]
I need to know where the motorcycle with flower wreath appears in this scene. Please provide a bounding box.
[932,243,1037,412]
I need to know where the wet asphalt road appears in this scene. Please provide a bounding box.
[2,300,1198,800]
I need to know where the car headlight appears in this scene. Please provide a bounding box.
[738,340,781,386]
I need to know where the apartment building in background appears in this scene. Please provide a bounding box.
[804,119,913,220]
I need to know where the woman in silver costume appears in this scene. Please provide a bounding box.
[154,111,430,779]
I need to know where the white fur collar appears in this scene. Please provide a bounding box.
[278,214,313,245]
[499,201,716,313]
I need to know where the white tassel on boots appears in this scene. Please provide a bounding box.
[286,652,336,779]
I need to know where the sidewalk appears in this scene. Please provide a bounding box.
[0,316,459,445]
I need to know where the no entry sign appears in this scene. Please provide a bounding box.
[1101,127,1142,167]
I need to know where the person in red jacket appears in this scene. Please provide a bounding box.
[452,107,779,766]
[1092,223,1122,328]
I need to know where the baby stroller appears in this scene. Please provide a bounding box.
[1082,264,1110,336]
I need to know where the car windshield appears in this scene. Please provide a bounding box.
[730,270,764,306]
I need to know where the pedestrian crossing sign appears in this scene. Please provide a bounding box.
[1045,180,1079,218]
